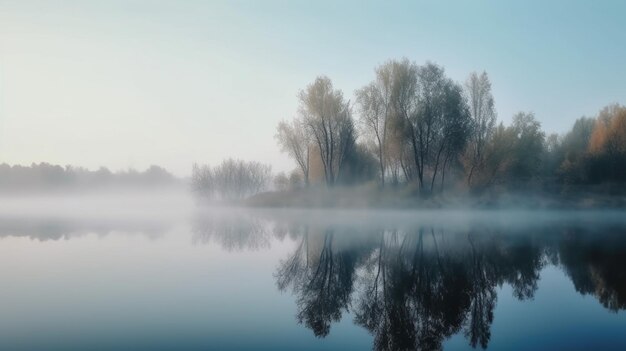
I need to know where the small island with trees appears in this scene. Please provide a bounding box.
[191,58,626,209]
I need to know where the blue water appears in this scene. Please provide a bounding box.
[0,209,625,350]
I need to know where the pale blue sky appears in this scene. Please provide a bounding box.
[1,0,625,175]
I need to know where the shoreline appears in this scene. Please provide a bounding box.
[243,186,626,210]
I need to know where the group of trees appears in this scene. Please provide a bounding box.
[354,60,472,194]
[277,58,626,196]
[0,163,177,193]
[191,159,271,201]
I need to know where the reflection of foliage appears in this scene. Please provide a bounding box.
[271,222,624,351]
[464,233,497,349]
[354,230,477,350]
[189,212,626,350]
[276,229,369,336]
[498,238,544,300]
[558,229,626,311]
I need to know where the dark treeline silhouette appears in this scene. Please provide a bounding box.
[275,58,626,200]
[191,210,626,350]
[0,163,179,193]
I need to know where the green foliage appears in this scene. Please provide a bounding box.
[557,117,595,183]
[509,112,545,180]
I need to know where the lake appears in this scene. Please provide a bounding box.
[1,208,625,350]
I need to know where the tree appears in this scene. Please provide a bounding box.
[299,76,355,186]
[478,123,517,187]
[464,72,497,187]
[337,142,379,185]
[587,104,626,182]
[276,118,311,186]
[558,116,595,183]
[542,133,562,178]
[509,112,545,181]
[397,62,471,195]
[387,59,419,183]
[356,62,394,186]
[386,114,415,184]
[191,163,214,199]
[433,80,472,192]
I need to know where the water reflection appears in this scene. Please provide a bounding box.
[0,216,169,241]
[192,210,626,350]
[2,210,625,350]
[191,211,272,250]
[276,229,370,338]
[559,229,626,311]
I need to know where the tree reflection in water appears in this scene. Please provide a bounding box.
[191,211,626,350]
[276,227,522,350]
[191,211,272,251]
[559,227,626,312]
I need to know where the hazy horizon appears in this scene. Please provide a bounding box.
[2,0,626,176]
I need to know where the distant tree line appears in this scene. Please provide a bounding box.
[0,163,178,193]
[276,58,626,196]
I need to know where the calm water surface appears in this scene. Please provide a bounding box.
[1,209,625,350]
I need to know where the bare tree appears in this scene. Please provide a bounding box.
[387,59,420,185]
[299,76,355,186]
[191,159,271,201]
[432,81,471,193]
[276,117,311,186]
[464,72,497,187]
[356,62,394,187]
[191,163,214,199]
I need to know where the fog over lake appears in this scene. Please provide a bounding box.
[1,195,625,351]
[4,1,626,350]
